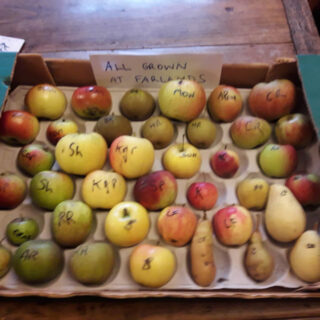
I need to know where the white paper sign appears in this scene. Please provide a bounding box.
[90,53,223,89]
[0,36,25,52]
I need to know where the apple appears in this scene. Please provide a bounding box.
[129,243,176,288]
[81,170,127,209]
[158,80,206,122]
[25,84,67,120]
[210,149,239,178]
[187,182,218,211]
[51,200,93,248]
[133,170,177,211]
[285,173,320,206]
[248,79,296,121]
[0,173,27,209]
[109,135,155,179]
[230,115,271,149]
[71,85,112,119]
[275,113,315,148]
[0,110,39,145]
[162,142,201,179]
[17,143,55,176]
[258,144,297,178]
[212,205,253,246]
[157,205,197,246]
[46,118,79,145]
[30,170,74,210]
[104,201,150,247]
[236,178,269,210]
[207,85,242,122]
[6,217,39,245]
[55,132,107,176]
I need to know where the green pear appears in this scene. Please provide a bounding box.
[13,239,64,284]
[265,184,306,243]
[289,228,320,283]
[186,118,216,149]
[69,242,115,285]
[6,217,39,246]
[52,200,93,248]
[244,217,274,281]
[0,244,11,278]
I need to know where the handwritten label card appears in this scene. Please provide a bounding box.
[90,53,223,89]
[0,36,25,52]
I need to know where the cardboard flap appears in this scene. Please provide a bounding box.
[266,58,300,85]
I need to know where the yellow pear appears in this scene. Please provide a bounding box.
[289,227,320,283]
[265,184,306,243]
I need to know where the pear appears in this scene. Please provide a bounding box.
[244,216,274,281]
[289,225,320,283]
[0,244,11,278]
[265,184,306,243]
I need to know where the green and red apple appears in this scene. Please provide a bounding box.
[187,181,218,211]
[210,149,239,178]
[0,244,11,278]
[0,110,39,145]
[46,118,79,145]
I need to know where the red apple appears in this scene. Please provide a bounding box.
[285,173,320,206]
[275,113,315,148]
[212,205,253,246]
[248,79,296,121]
[0,110,39,145]
[157,205,197,246]
[0,172,27,209]
[46,118,79,145]
[71,85,112,119]
[210,149,239,178]
[187,182,218,210]
[207,85,242,122]
[17,143,55,176]
[134,170,178,211]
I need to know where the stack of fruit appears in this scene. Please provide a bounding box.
[0,77,318,293]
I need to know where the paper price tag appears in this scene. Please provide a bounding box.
[0,35,25,53]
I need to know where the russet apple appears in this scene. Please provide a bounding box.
[71,85,112,119]
[104,201,150,247]
[109,135,155,179]
[230,115,271,149]
[210,149,239,178]
[30,170,74,210]
[0,110,39,145]
[158,80,206,122]
[81,170,126,209]
[207,85,242,122]
[129,243,176,288]
[258,144,297,178]
[17,143,55,176]
[212,205,253,246]
[157,205,197,246]
[186,117,216,148]
[162,142,201,179]
[0,172,27,209]
[134,170,177,211]
[248,79,296,121]
[285,173,320,206]
[275,113,315,148]
[46,118,79,145]
[187,181,218,211]
[55,132,107,176]
[25,84,67,120]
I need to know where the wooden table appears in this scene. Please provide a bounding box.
[0,0,320,319]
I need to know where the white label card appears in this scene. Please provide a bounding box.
[0,36,25,52]
[90,53,223,89]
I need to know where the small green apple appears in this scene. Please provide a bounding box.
[6,217,39,245]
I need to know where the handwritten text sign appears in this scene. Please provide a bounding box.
[0,36,25,53]
[90,53,223,89]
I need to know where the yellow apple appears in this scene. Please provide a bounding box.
[129,243,176,288]
[109,135,155,179]
[104,201,150,247]
[81,170,127,209]
[162,143,201,178]
[55,132,107,175]
[25,84,67,120]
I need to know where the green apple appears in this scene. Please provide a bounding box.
[6,217,39,245]
[30,170,74,210]
[186,117,216,148]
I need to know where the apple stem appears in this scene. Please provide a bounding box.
[123,208,130,218]
[255,214,261,232]
[224,144,227,150]
[313,221,319,232]
[203,211,207,220]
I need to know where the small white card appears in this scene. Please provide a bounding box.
[90,53,223,89]
[0,35,25,52]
